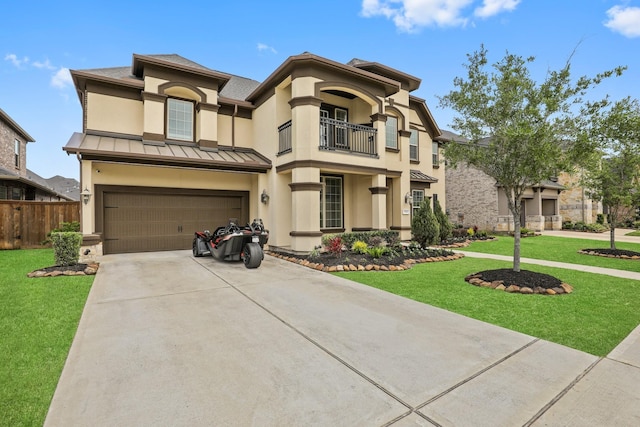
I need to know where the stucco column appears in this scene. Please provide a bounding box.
[197,103,219,149]
[369,174,387,230]
[141,92,166,143]
[289,167,322,253]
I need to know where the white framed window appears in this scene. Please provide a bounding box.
[432,141,439,165]
[412,189,424,217]
[386,116,398,149]
[14,139,20,168]
[409,129,418,161]
[320,109,329,147]
[320,175,343,229]
[167,98,194,142]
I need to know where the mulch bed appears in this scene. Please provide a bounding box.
[579,248,640,259]
[466,269,573,295]
[268,248,463,272]
[28,263,99,278]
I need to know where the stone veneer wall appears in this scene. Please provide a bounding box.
[557,171,600,224]
[445,162,499,231]
[0,118,27,176]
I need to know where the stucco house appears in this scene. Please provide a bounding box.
[439,130,577,232]
[63,53,444,255]
[1,107,73,201]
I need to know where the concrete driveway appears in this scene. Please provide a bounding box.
[45,250,640,426]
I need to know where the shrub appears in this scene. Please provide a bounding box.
[586,223,608,233]
[562,221,574,230]
[351,240,368,254]
[51,232,82,266]
[434,199,452,243]
[411,199,439,248]
[574,221,587,231]
[467,227,475,236]
[368,235,384,247]
[596,214,607,225]
[325,236,344,256]
[452,227,468,238]
[43,221,81,245]
[367,246,388,258]
[520,228,531,235]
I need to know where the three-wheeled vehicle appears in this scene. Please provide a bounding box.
[193,218,269,269]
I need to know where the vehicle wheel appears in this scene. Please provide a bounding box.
[193,239,202,257]
[243,242,262,268]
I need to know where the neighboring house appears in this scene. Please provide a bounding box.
[0,108,74,201]
[63,53,444,255]
[439,130,568,232]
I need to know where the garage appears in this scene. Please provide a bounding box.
[97,186,249,254]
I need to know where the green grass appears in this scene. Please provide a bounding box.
[462,235,640,272]
[336,258,640,357]
[0,249,93,427]
[625,230,640,236]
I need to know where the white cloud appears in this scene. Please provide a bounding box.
[605,5,640,38]
[4,53,29,67]
[361,0,520,31]
[257,43,277,54]
[51,68,72,89]
[474,0,520,18]
[33,58,56,70]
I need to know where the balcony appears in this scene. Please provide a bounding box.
[277,118,378,157]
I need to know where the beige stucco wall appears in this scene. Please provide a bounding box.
[86,93,143,136]
[558,171,600,223]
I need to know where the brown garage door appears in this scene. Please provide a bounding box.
[103,191,248,254]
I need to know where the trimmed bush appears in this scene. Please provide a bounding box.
[434,199,452,243]
[411,199,439,248]
[51,232,83,266]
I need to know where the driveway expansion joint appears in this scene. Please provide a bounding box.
[522,357,603,426]
[193,255,415,413]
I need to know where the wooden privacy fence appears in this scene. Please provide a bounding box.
[0,201,81,249]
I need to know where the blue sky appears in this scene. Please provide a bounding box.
[2,0,639,180]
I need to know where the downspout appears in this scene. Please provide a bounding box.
[76,153,84,234]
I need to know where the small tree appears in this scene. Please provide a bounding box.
[439,45,624,272]
[412,199,439,248]
[434,198,452,243]
[582,97,640,249]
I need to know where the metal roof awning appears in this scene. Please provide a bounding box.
[410,169,438,183]
[63,133,272,173]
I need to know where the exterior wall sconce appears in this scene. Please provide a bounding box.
[405,192,413,205]
[81,187,92,205]
[260,189,270,204]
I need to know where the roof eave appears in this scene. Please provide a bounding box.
[0,108,35,142]
[247,52,401,102]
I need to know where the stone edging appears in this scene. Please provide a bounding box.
[27,263,100,278]
[465,273,574,295]
[268,251,464,272]
[578,250,640,260]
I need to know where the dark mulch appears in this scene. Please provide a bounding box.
[473,268,562,290]
[276,247,456,268]
[38,264,91,273]
[581,248,640,257]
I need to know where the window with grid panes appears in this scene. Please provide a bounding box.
[412,189,424,217]
[432,141,439,165]
[167,98,194,141]
[386,116,398,149]
[320,176,343,229]
[409,129,418,160]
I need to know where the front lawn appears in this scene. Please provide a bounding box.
[0,249,93,427]
[336,257,640,357]
[462,235,640,272]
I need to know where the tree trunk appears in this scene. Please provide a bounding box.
[610,225,616,250]
[513,210,521,272]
